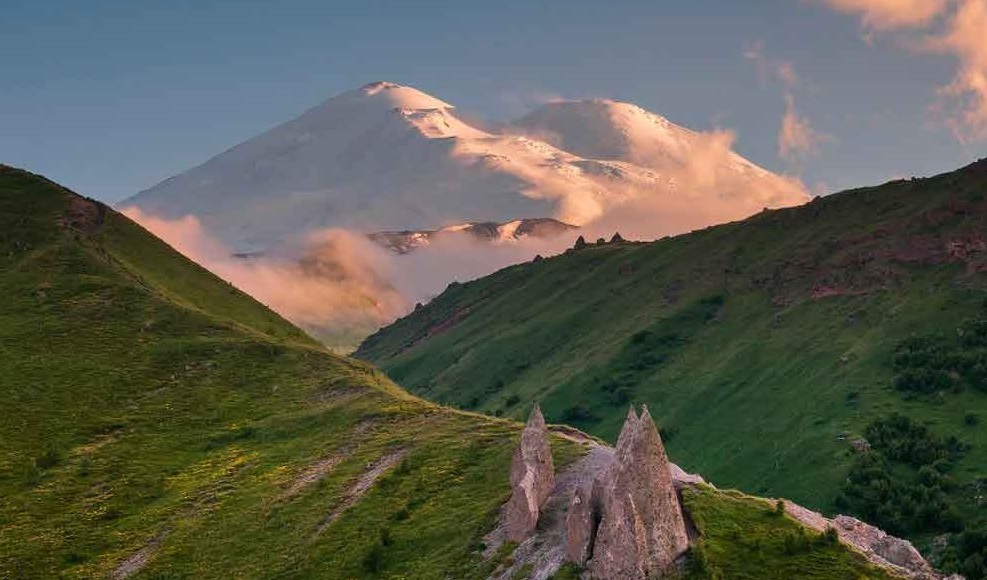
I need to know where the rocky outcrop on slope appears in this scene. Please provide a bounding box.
[565,406,689,579]
[489,411,950,580]
[368,218,576,254]
[785,502,958,579]
[505,405,555,541]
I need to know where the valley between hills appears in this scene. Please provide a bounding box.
[358,159,987,577]
[2,159,985,578]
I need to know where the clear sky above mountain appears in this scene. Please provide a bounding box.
[2,0,983,203]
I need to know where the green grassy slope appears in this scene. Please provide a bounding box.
[357,160,987,551]
[0,165,911,579]
[681,487,896,580]
[0,165,550,578]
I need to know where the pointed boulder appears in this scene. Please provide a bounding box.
[506,405,556,541]
[614,405,640,453]
[589,405,689,579]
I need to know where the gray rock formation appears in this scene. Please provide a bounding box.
[832,515,939,579]
[785,502,952,579]
[506,405,556,541]
[565,405,689,579]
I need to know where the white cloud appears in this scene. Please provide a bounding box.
[924,0,987,141]
[779,94,830,163]
[745,41,830,167]
[818,0,949,32]
[818,0,987,141]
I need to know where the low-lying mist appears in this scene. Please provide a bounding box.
[121,207,406,351]
[121,189,797,351]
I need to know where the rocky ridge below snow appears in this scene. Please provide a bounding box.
[367,218,576,254]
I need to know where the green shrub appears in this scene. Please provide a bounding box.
[362,541,385,573]
[34,448,60,470]
[773,499,785,516]
[940,520,987,578]
[548,561,583,580]
[837,415,965,536]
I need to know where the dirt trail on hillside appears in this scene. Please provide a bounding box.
[314,448,408,537]
[281,419,378,500]
[112,528,170,579]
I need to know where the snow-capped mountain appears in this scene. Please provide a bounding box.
[124,81,807,252]
[513,99,791,196]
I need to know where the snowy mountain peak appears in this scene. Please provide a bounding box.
[512,98,695,165]
[124,81,807,251]
[361,81,400,94]
[342,81,454,111]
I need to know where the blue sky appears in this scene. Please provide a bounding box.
[1,0,981,203]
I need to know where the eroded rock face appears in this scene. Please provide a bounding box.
[833,515,936,577]
[785,502,949,579]
[592,405,689,578]
[565,483,595,564]
[506,405,555,541]
[568,406,689,579]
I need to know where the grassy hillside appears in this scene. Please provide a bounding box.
[0,165,917,578]
[358,160,987,566]
[0,165,546,578]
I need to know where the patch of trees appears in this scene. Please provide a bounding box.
[940,520,987,579]
[835,414,966,537]
[892,317,987,395]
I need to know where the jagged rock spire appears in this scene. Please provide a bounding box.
[527,403,547,429]
[614,405,640,452]
[506,404,556,541]
[567,405,689,579]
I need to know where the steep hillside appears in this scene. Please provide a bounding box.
[358,160,987,570]
[0,165,555,578]
[0,166,910,579]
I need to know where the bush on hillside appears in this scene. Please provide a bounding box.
[836,415,965,536]
[891,319,987,395]
[940,520,987,579]
[560,404,599,425]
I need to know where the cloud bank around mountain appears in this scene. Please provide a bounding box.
[121,207,407,350]
[119,81,811,347]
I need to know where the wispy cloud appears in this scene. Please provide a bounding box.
[745,41,830,168]
[817,0,987,141]
[779,94,829,164]
[498,88,569,118]
[744,40,799,89]
[818,0,949,32]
